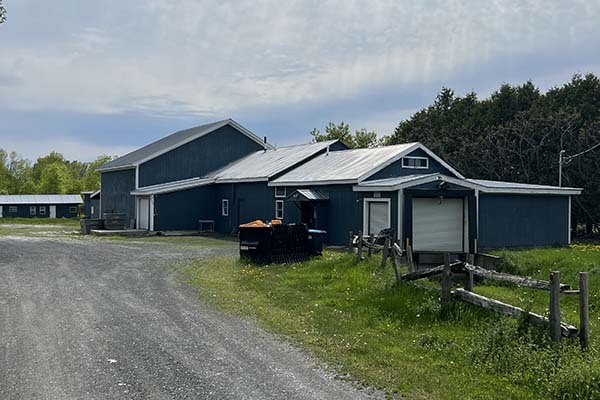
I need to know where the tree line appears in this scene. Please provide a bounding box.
[310,73,600,235]
[0,150,112,195]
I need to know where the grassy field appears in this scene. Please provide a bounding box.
[183,247,599,400]
[0,217,80,236]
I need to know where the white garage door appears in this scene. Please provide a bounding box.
[366,201,390,235]
[412,197,464,252]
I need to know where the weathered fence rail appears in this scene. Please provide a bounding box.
[348,230,590,347]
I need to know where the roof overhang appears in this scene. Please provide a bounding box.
[354,174,583,195]
[269,179,358,187]
[97,165,136,173]
[131,177,215,196]
[287,189,329,202]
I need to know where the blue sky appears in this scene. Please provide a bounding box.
[1,0,600,161]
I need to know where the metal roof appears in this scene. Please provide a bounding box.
[0,194,83,205]
[97,119,272,172]
[289,189,329,201]
[209,140,340,182]
[354,173,582,195]
[270,143,421,185]
[130,177,215,196]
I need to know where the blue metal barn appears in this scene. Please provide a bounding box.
[95,119,581,251]
[0,195,83,219]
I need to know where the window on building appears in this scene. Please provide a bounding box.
[275,200,284,220]
[91,206,95,215]
[401,156,428,169]
[8,206,17,213]
[275,187,286,198]
[30,206,36,215]
[222,199,229,216]
[39,206,46,215]
[69,206,78,214]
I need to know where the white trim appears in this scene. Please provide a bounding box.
[131,177,215,196]
[39,206,46,215]
[275,199,284,220]
[397,190,403,248]
[475,189,480,241]
[214,177,269,184]
[275,187,286,198]
[30,206,36,215]
[97,119,273,172]
[96,165,137,173]
[362,198,391,235]
[353,174,583,195]
[401,156,429,169]
[568,195,572,245]
[463,197,469,253]
[135,166,139,189]
[130,119,273,167]
[8,205,17,213]
[150,195,155,232]
[356,143,465,182]
[222,199,229,217]
[0,205,2,218]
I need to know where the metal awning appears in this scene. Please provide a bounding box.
[288,189,329,202]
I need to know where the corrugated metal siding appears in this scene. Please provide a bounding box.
[139,125,264,187]
[153,186,216,231]
[366,148,456,181]
[478,194,569,248]
[100,169,136,222]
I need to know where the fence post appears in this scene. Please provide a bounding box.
[391,244,401,288]
[381,237,390,270]
[441,253,451,303]
[348,231,354,253]
[549,271,562,343]
[579,272,590,349]
[407,244,415,272]
[367,234,374,259]
[465,254,475,292]
[356,231,363,262]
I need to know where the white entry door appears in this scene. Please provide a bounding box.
[412,197,464,252]
[138,197,150,230]
[49,205,56,218]
[364,199,390,235]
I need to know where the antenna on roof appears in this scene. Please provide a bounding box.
[326,145,330,156]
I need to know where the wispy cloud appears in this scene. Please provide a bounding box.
[0,0,599,160]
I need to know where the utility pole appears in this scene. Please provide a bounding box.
[559,150,566,187]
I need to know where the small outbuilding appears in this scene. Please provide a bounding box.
[0,194,83,219]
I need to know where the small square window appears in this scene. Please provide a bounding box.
[8,206,17,213]
[275,200,284,220]
[69,206,78,214]
[222,199,229,216]
[275,187,286,198]
[401,156,428,169]
[30,206,36,215]
[39,206,46,215]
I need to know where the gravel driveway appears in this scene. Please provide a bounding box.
[0,235,381,400]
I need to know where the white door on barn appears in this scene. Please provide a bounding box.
[49,205,56,218]
[412,197,464,252]
[364,199,390,236]
[0,205,3,218]
[138,197,150,230]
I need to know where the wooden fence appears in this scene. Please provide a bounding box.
[349,231,590,347]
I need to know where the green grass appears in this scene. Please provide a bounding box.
[184,251,593,400]
[102,233,237,248]
[0,217,80,236]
